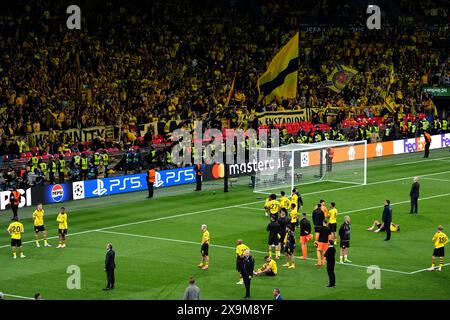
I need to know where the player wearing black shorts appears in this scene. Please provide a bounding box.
[199,224,210,270]
[338,215,351,263]
[427,226,449,272]
[235,240,250,284]
[33,204,51,248]
[277,210,289,252]
[282,225,296,269]
[7,217,25,259]
[266,216,281,260]
[56,207,68,248]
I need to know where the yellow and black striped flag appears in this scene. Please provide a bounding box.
[325,64,358,93]
[257,32,299,104]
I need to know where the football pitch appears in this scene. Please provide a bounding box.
[1,149,450,300]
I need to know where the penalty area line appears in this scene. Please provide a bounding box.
[3,293,35,300]
[408,263,450,275]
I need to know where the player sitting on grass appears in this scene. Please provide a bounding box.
[254,256,278,276]
[427,225,449,272]
[367,220,400,232]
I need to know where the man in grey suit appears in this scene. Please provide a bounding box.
[409,177,420,214]
[183,277,200,300]
[103,243,116,291]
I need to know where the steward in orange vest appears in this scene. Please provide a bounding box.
[9,188,21,219]
[147,167,156,198]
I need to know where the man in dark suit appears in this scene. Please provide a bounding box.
[273,288,283,300]
[194,164,202,191]
[104,243,116,290]
[409,177,420,214]
[240,249,255,300]
[382,200,393,241]
[324,240,336,288]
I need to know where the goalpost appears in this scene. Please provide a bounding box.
[254,140,367,194]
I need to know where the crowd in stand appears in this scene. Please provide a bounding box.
[0,0,449,182]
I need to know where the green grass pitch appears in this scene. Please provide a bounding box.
[1,149,450,300]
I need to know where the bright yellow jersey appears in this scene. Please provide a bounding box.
[236,244,249,257]
[289,207,298,223]
[8,222,24,240]
[328,208,338,224]
[264,198,270,209]
[268,259,278,274]
[202,230,210,244]
[432,231,449,249]
[267,200,281,214]
[279,196,290,210]
[290,194,298,208]
[57,213,68,230]
[33,209,45,226]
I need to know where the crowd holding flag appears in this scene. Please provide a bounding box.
[257,32,299,104]
[325,64,358,93]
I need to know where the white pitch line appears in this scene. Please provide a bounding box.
[0,229,101,249]
[236,206,262,211]
[3,171,450,250]
[422,177,450,183]
[3,293,35,300]
[251,170,450,196]
[0,201,262,250]
[341,193,450,215]
[395,157,450,166]
[238,192,450,214]
[408,263,450,275]
[97,230,410,275]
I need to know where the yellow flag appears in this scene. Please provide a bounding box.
[225,74,236,107]
[383,94,395,113]
[389,65,395,85]
[325,65,358,93]
[257,32,299,104]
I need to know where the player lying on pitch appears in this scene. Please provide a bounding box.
[367,220,400,233]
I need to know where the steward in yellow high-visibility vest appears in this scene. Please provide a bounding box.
[58,155,66,183]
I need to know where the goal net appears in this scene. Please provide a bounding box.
[253,140,367,194]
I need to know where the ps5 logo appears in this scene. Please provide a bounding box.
[154,168,195,188]
[110,177,141,191]
[92,179,107,196]
[154,172,164,188]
